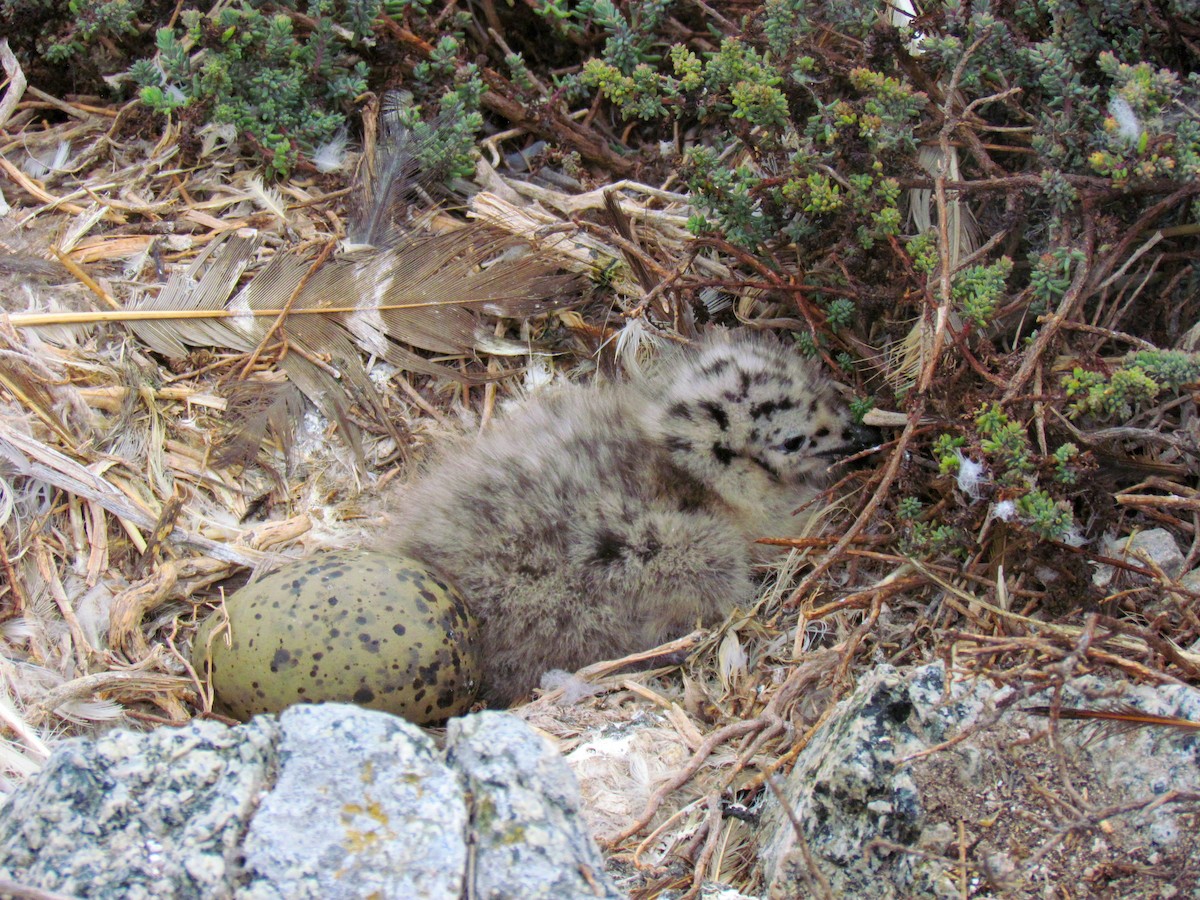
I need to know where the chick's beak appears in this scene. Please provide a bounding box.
[818,423,883,461]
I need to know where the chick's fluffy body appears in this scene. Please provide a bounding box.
[390,332,860,705]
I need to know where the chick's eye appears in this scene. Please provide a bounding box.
[779,435,806,454]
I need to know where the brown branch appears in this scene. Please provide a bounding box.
[765,775,836,900]
[376,17,635,176]
[601,717,763,848]
[1095,615,1200,680]
[1087,182,1200,289]
[785,401,923,608]
[682,795,725,900]
[804,576,927,620]
[1002,249,1092,403]
[894,174,1199,196]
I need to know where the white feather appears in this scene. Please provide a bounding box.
[1061,525,1087,548]
[311,128,352,173]
[611,318,664,374]
[55,698,126,724]
[522,353,556,393]
[2,618,36,642]
[910,145,979,269]
[0,691,49,761]
[718,631,747,690]
[57,203,110,255]
[0,739,43,783]
[245,175,289,223]
[0,474,12,529]
[955,449,987,500]
[1108,95,1143,143]
[992,499,1017,522]
[889,0,927,53]
[22,141,71,178]
[539,668,600,704]
[699,287,733,315]
[198,122,238,157]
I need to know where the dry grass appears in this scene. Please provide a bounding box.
[0,71,1197,899]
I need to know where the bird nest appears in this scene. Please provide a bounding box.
[1,52,1198,900]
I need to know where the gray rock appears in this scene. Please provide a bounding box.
[1096,528,1185,586]
[447,711,622,899]
[0,705,624,900]
[239,704,468,900]
[760,661,1200,898]
[1045,675,1200,851]
[909,663,1200,893]
[760,666,943,899]
[0,715,279,900]
[696,886,761,900]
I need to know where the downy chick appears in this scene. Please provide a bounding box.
[387,330,872,705]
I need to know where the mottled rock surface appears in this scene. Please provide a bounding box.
[448,711,623,899]
[1095,527,1186,586]
[0,704,623,900]
[759,662,1200,898]
[0,715,279,900]
[239,705,468,900]
[759,665,940,898]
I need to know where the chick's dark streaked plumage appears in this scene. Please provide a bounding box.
[387,331,867,706]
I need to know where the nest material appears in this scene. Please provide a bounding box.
[0,55,1197,900]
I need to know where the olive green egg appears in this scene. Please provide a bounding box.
[192,550,480,724]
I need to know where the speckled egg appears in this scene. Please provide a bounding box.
[192,550,480,724]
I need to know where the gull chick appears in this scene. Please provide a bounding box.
[387,331,872,705]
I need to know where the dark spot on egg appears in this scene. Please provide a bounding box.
[353,686,375,704]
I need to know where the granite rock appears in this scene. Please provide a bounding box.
[0,704,623,900]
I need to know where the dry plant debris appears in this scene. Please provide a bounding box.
[0,2,1198,896]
